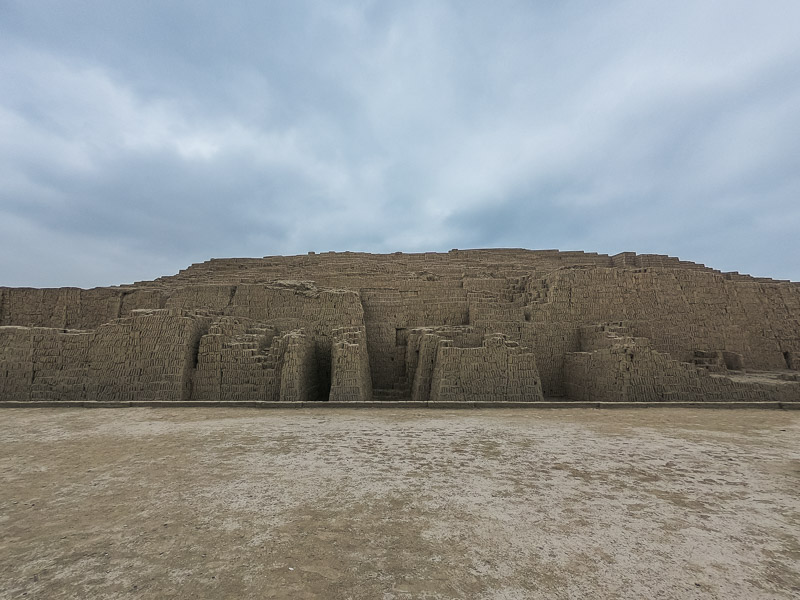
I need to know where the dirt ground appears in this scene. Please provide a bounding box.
[1,408,798,600]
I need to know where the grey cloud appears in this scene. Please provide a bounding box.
[1,0,799,286]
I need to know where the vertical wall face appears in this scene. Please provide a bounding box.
[361,289,409,390]
[31,331,91,402]
[409,334,442,403]
[1,312,210,402]
[279,330,317,402]
[0,288,82,328]
[564,338,800,403]
[0,287,168,330]
[218,285,364,331]
[427,334,544,403]
[406,327,483,403]
[506,349,544,402]
[0,327,34,401]
[86,311,211,402]
[329,327,372,402]
[524,268,800,372]
[360,283,470,390]
[193,333,225,402]
[1,327,92,402]
[469,295,578,397]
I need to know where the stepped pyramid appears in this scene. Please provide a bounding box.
[1,249,799,404]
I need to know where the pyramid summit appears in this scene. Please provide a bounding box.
[1,249,799,404]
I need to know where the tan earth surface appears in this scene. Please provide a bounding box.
[1,407,799,599]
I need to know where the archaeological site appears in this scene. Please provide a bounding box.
[1,249,799,405]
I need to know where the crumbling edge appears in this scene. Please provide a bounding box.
[0,401,797,409]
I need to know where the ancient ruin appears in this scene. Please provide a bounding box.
[1,249,799,404]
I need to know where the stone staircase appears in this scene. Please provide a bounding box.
[372,376,411,401]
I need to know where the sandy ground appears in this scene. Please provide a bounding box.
[1,408,798,600]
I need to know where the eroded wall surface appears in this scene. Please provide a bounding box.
[329,326,372,402]
[1,310,209,402]
[428,334,544,403]
[2,249,799,402]
[565,325,800,402]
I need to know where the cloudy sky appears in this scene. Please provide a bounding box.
[1,1,799,287]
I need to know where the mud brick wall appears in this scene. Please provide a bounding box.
[30,330,91,402]
[360,281,469,390]
[166,283,363,340]
[361,289,406,389]
[1,312,209,402]
[170,283,364,398]
[467,289,579,397]
[463,290,572,396]
[329,326,372,402]
[409,333,446,403]
[84,311,211,402]
[0,327,34,400]
[192,317,281,402]
[1,327,92,401]
[221,284,364,396]
[579,323,635,352]
[164,285,239,314]
[405,326,483,403]
[405,326,483,376]
[3,250,800,403]
[0,288,83,329]
[527,267,800,370]
[278,330,317,402]
[221,284,363,331]
[428,334,543,402]
[564,341,800,402]
[190,333,225,401]
[565,341,694,402]
[0,287,167,330]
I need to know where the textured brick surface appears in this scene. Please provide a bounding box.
[2,249,799,402]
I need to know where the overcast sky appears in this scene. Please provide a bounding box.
[1,1,799,287]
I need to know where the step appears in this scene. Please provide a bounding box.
[372,389,411,401]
